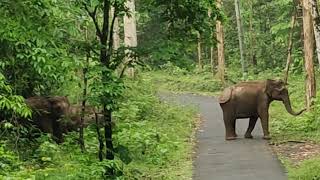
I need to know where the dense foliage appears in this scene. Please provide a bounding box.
[137,0,222,68]
[0,77,197,179]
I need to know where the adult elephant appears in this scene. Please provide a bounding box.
[25,96,70,143]
[219,79,305,140]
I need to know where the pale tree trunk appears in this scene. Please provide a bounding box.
[112,7,120,50]
[210,47,215,74]
[235,0,247,79]
[284,13,297,83]
[248,0,257,74]
[124,0,137,78]
[248,0,253,64]
[111,7,122,77]
[303,0,316,110]
[197,31,202,69]
[216,0,225,85]
[208,9,215,74]
[310,0,320,67]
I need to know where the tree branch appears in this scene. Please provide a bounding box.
[119,63,128,79]
[102,0,110,39]
[84,4,102,38]
[91,48,100,56]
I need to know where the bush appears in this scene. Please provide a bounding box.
[0,144,20,175]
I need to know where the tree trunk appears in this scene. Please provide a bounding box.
[95,112,104,161]
[284,13,297,84]
[310,0,320,67]
[303,0,316,110]
[104,108,114,160]
[216,0,225,85]
[197,31,202,69]
[84,0,118,162]
[124,0,138,78]
[248,0,257,74]
[210,46,215,74]
[235,0,247,79]
[112,7,120,50]
[208,9,215,74]
[79,51,89,152]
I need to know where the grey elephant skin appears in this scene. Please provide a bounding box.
[219,79,305,140]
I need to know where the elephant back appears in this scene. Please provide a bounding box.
[219,87,232,104]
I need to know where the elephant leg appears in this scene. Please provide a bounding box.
[223,111,237,140]
[244,117,258,138]
[232,118,237,137]
[259,112,271,140]
[52,118,63,143]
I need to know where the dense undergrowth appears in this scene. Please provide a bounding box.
[0,75,197,179]
[143,63,223,96]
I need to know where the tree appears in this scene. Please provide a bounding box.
[79,27,90,152]
[284,11,297,83]
[136,0,221,69]
[112,7,121,50]
[310,0,320,67]
[302,0,316,109]
[216,0,225,84]
[124,0,138,77]
[247,0,257,72]
[83,0,127,162]
[235,0,246,79]
[197,31,203,69]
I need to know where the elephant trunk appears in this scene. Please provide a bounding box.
[282,94,306,116]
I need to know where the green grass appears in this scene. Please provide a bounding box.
[287,157,320,180]
[142,69,223,96]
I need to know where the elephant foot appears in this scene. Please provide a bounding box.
[244,133,253,139]
[225,136,237,140]
[263,135,271,140]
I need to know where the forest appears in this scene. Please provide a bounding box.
[1,0,320,179]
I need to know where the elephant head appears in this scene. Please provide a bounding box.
[25,96,70,143]
[48,96,70,118]
[265,79,306,116]
[61,105,98,133]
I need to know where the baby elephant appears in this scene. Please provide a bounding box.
[61,105,98,133]
[219,79,305,140]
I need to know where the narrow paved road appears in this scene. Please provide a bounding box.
[160,93,287,180]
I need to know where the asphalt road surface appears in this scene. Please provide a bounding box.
[160,93,287,180]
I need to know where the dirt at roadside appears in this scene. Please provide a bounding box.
[271,141,320,166]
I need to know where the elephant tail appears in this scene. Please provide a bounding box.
[219,87,232,104]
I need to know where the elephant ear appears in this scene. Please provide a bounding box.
[265,79,274,96]
[219,87,232,104]
[265,79,285,96]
